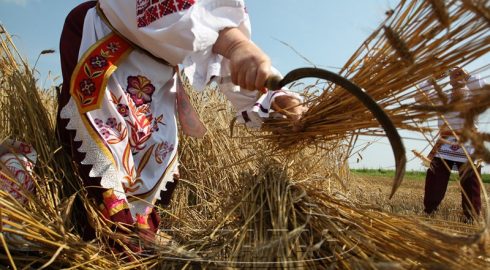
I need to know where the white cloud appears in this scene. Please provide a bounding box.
[0,0,29,6]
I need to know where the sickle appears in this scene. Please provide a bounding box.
[266,67,406,198]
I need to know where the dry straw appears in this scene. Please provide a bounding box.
[258,0,490,198]
[0,0,490,269]
[258,0,489,148]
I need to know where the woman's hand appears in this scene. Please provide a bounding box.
[213,27,307,130]
[213,27,271,91]
[272,95,307,131]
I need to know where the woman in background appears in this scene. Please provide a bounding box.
[420,67,487,222]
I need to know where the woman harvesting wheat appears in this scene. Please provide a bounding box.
[56,0,304,251]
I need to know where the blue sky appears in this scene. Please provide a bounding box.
[1,0,489,172]
[0,0,399,82]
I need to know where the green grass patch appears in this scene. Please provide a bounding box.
[351,168,490,183]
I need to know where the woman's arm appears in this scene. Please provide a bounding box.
[213,27,306,122]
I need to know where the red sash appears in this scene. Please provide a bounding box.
[70,33,132,113]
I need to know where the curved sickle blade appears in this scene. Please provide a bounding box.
[267,67,406,198]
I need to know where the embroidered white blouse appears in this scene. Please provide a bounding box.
[99,0,297,125]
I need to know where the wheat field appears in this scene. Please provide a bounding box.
[1,0,490,269]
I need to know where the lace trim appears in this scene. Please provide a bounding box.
[60,98,126,199]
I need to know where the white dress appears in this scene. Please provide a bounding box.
[60,0,297,221]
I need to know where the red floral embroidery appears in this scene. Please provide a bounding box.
[107,42,120,53]
[137,0,195,28]
[18,143,32,155]
[79,79,96,97]
[155,141,174,164]
[450,144,461,151]
[127,110,153,153]
[109,92,165,154]
[90,55,108,69]
[117,104,130,117]
[124,93,164,153]
[93,117,128,144]
[127,75,155,107]
[0,154,35,204]
[151,115,165,132]
[123,96,153,153]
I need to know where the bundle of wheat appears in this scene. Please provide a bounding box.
[159,160,489,269]
[257,0,490,200]
[260,0,489,154]
[152,79,489,268]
